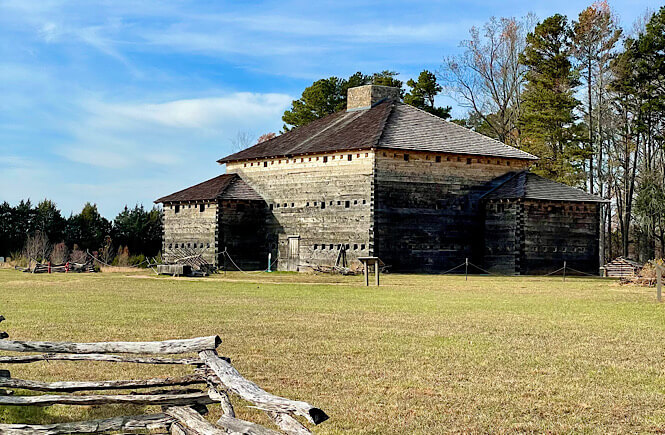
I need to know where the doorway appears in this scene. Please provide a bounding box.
[287,236,300,271]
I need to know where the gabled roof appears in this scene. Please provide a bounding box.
[603,257,643,268]
[482,171,608,203]
[155,174,263,203]
[217,101,537,163]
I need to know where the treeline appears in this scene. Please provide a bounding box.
[282,3,665,262]
[0,200,162,266]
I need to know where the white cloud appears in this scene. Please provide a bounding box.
[58,92,292,169]
[87,93,292,130]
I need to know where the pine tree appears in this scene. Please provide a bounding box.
[572,1,622,194]
[404,70,451,119]
[282,71,403,130]
[519,14,582,184]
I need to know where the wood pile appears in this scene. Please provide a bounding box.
[168,247,215,276]
[0,315,329,434]
[601,257,643,278]
[303,263,359,276]
[16,261,96,274]
[619,259,662,287]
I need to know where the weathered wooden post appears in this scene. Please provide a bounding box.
[465,258,468,281]
[359,257,383,286]
[657,263,662,303]
[563,261,567,282]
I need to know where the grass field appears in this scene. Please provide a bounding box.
[0,268,664,433]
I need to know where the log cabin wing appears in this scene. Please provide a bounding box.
[155,174,267,269]
[481,171,609,275]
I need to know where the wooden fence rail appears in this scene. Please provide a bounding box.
[0,316,329,434]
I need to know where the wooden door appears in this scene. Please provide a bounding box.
[287,236,300,272]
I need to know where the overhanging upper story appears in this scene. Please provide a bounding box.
[217,85,538,167]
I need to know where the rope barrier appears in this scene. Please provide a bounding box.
[544,267,565,277]
[221,249,278,275]
[86,250,149,268]
[83,249,600,280]
[563,266,598,277]
[467,261,509,276]
[440,262,467,275]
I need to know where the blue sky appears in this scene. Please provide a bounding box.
[0,0,660,217]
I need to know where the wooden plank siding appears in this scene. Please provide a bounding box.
[373,150,529,272]
[226,151,375,271]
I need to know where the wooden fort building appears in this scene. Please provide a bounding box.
[156,85,606,274]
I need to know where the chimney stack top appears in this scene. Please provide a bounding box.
[347,85,400,111]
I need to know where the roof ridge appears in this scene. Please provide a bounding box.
[479,170,525,199]
[392,103,538,160]
[371,101,395,148]
[285,110,364,155]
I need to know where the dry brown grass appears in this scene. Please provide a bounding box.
[1,269,664,433]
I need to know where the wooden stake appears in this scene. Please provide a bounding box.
[563,261,567,282]
[465,258,468,281]
[657,264,662,303]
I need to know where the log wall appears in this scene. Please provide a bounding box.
[482,199,520,274]
[226,151,375,271]
[219,200,268,270]
[162,201,219,265]
[521,200,600,274]
[373,151,529,272]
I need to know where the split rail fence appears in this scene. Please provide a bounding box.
[0,315,329,434]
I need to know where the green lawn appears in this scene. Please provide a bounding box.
[0,269,664,433]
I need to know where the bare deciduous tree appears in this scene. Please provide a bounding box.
[23,230,51,266]
[69,244,87,264]
[50,242,69,264]
[98,236,114,265]
[439,14,536,146]
[257,132,277,143]
[230,131,255,152]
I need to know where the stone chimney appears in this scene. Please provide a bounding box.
[347,85,401,111]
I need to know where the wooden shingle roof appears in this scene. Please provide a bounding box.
[154,174,262,203]
[217,102,537,163]
[482,171,608,203]
[379,104,537,160]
